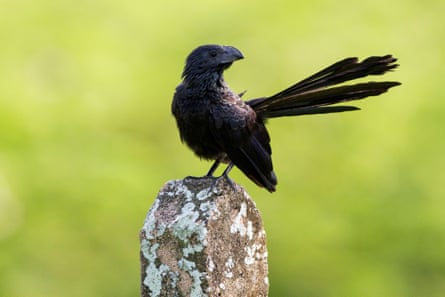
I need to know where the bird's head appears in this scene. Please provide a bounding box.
[182,44,244,79]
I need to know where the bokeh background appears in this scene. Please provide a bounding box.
[1,0,444,296]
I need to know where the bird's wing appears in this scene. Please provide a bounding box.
[209,101,277,192]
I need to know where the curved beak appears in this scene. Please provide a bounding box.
[221,46,244,63]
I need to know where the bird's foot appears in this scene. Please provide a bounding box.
[219,162,237,192]
[203,174,237,194]
[219,174,237,192]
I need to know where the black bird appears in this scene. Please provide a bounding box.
[172,44,400,192]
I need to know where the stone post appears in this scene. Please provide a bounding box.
[140,177,268,297]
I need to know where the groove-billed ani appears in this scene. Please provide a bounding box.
[172,44,400,192]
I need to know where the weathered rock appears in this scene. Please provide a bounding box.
[140,177,268,297]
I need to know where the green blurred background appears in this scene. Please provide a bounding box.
[1,0,444,296]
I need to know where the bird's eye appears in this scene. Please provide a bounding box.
[209,50,218,57]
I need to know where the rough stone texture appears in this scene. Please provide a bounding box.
[140,177,268,297]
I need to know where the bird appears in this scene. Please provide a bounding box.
[171,44,400,192]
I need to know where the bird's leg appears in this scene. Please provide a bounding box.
[206,159,221,176]
[207,162,237,192]
[220,162,236,191]
[222,162,234,176]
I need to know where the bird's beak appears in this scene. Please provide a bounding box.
[221,46,244,63]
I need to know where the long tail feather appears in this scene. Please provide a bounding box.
[248,55,400,118]
[254,81,400,118]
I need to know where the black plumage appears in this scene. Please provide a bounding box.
[172,44,400,192]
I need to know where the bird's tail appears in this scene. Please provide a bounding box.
[248,55,400,118]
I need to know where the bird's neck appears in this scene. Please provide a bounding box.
[184,71,227,92]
